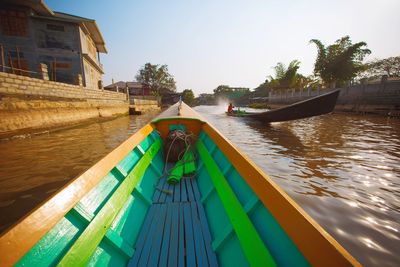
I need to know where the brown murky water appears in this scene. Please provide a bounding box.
[0,106,399,266]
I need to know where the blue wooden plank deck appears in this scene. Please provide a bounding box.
[196,202,219,267]
[158,203,173,266]
[130,176,218,266]
[183,203,196,267]
[136,205,167,266]
[128,205,159,267]
[186,179,195,202]
[177,203,185,267]
[146,204,169,267]
[180,178,187,202]
[191,201,208,267]
[167,203,179,267]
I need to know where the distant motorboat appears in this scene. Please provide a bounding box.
[226,89,340,123]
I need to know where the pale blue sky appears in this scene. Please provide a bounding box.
[47,0,400,95]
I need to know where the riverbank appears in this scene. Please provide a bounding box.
[0,114,127,141]
[0,72,130,138]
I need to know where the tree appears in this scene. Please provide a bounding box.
[253,81,270,96]
[310,36,371,88]
[182,89,195,106]
[213,85,249,99]
[213,85,232,96]
[267,60,303,89]
[359,56,400,80]
[135,63,176,96]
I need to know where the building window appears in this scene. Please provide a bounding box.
[0,10,28,37]
[46,24,65,32]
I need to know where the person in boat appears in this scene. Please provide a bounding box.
[227,103,235,113]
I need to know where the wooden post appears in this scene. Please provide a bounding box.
[54,57,57,82]
[126,83,130,101]
[8,52,15,74]
[0,44,4,72]
[51,61,54,81]
[16,46,21,75]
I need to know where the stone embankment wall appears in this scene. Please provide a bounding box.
[129,97,160,113]
[268,80,400,116]
[0,72,129,137]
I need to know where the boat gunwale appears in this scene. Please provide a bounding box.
[151,117,205,124]
[0,123,155,266]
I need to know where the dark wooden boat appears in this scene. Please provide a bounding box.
[0,102,359,266]
[226,89,340,122]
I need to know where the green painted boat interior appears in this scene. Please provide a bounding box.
[16,126,311,267]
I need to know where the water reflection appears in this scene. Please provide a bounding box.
[245,120,307,156]
[195,105,400,267]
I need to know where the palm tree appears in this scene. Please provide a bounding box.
[310,36,371,88]
[268,60,302,89]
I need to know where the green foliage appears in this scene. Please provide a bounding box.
[253,82,270,96]
[182,89,195,106]
[267,60,304,89]
[213,85,231,95]
[135,63,176,96]
[359,56,400,80]
[213,85,250,99]
[310,36,371,88]
[301,75,322,89]
[194,93,216,105]
[248,102,269,109]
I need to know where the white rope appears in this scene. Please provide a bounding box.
[155,129,197,194]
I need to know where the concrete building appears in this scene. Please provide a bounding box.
[104,81,151,96]
[0,0,107,89]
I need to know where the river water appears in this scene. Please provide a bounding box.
[0,106,399,266]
